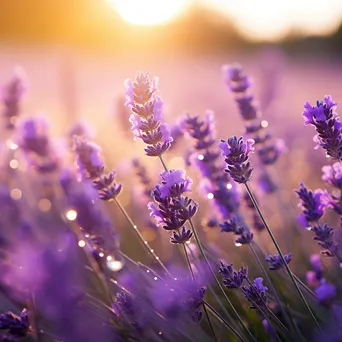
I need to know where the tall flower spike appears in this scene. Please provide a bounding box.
[242,277,268,311]
[181,112,240,219]
[302,96,342,160]
[125,72,173,157]
[149,169,198,244]
[73,136,104,180]
[220,136,254,184]
[1,68,26,130]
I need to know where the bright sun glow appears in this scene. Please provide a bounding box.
[107,0,188,26]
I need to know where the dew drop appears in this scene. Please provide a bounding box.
[235,242,242,247]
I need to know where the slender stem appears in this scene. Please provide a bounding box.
[203,304,218,342]
[204,302,245,342]
[158,155,169,172]
[189,219,256,342]
[182,243,195,280]
[249,242,294,334]
[245,182,322,332]
[29,291,41,342]
[113,197,172,279]
[292,273,316,298]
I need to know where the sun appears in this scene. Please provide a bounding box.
[107,0,188,26]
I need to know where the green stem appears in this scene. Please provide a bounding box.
[245,182,322,332]
[189,219,256,342]
[249,242,294,334]
[203,304,218,342]
[292,273,316,298]
[113,197,172,279]
[158,155,169,171]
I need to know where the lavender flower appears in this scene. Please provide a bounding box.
[222,64,257,121]
[322,162,342,189]
[242,277,268,310]
[148,169,198,243]
[0,309,29,338]
[93,171,122,201]
[220,216,253,245]
[73,136,104,180]
[302,96,342,159]
[181,112,240,218]
[311,224,339,257]
[315,282,336,306]
[265,253,292,270]
[219,262,247,288]
[220,136,254,183]
[296,183,326,226]
[170,227,193,244]
[1,69,26,130]
[132,158,153,198]
[125,73,173,157]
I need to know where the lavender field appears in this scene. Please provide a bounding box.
[0,43,342,342]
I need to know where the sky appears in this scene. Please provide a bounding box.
[108,0,342,42]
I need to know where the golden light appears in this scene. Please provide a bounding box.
[65,209,78,221]
[107,0,188,26]
[78,240,86,248]
[10,188,22,200]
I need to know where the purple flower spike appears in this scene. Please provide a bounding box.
[322,162,342,189]
[159,169,192,199]
[302,96,342,160]
[265,253,292,270]
[296,183,326,225]
[311,224,339,257]
[315,282,336,306]
[242,277,268,310]
[125,72,173,157]
[220,136,254,183]
[219,262,247,288]
[73,136,104,180]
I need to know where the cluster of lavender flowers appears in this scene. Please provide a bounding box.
[2,61,342,342]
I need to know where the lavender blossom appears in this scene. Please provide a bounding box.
[125,73,173,157]
[170,227,193,244]
[93,171,122,201]
[219,262,247,288]
[311,224,339,258]
[1,69,26,130]
[220,216,253,245]
[265,253,292,270]
[296,183,327,226]
[315,282,336,306]
[73,136,104,180]
[148,169,198,243]
[302,96,342,160]
[220,136,254,183]
[242,277,268,310]
[181,112,240,218]
[0,309,29,339]
[322,162,342,189]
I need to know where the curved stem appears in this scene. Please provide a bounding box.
[113,197,172,279]
[189,219,256,342]
[245,182,322,332]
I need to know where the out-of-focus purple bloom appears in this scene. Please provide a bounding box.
[306,254,324,287]
[1,68,26,130]
[158,169,192,199]
[125,73,173,157]
[242,277,268,310]
[132,158,152,198]
[73,137,104,180]
[322,162,342,189]
[296,183,327,226]
[265,253,292,270]
[223,64,284,176]
[220,136,254,183]
[222,64,257,121]
[181,112,240,218]
[315,282,336,306]
[219,262,247,288]
[302,96,342,160]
